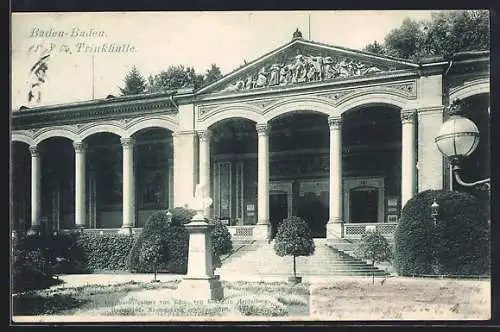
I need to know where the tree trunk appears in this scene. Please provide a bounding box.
[372,261,375,285]
[293,255,297,278]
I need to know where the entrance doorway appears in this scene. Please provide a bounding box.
[344,177,385,223]
[349,187,378,222]
[270,192,288,238]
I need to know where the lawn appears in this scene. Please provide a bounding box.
[12,276,489,321]
[310,277,490,320]
[12,279,310,321]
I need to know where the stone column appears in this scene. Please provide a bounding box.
[121,137,135,231]
[197,129,212,218]
[172,131,197,208]
[417,106,444,191]
[401,110,416,207]
[255,123,270,240]
[326,116,343,239]
[28,145,41,235]
[73,142,86,229]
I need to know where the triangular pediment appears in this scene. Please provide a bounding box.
[197,38,419,95]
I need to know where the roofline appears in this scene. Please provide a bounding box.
[298,39,419,67]
[196,39,297,94]
[12,88,195,114]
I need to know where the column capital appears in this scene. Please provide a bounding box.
[197,129,212,143]
[256,123,270,136]
[73,142,87,153]
[120,137,135,148]
[328,116,342,130]
[400,109,416,124]
[29,145,39,157]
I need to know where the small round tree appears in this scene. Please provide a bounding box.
[354,230,392,284]
[394,189,490,276]
[273,216,315,282]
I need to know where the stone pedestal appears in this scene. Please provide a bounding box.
[175,216,224,301]
[175,275,224,301]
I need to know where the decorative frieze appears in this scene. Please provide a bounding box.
[219,53,389,94]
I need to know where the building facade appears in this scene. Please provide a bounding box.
[11,32,490,241]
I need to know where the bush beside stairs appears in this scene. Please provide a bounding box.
[215,239,389,277]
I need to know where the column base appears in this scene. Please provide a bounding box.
[118,227,133,235]
[74,225,85,233]
[27,226,40,236]
[175,275,224,301]
[326,221,344,239]
[253,223,271,241]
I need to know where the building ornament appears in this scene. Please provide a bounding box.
[73,142,87,153]
[255,123,270,136]
[29,145,39,157]
[400,110,416,124]
[120,137,135,148]
[197,130,212,143]
[328,116,342,130]
[220,53,388,94]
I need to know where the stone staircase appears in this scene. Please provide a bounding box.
[216,239,389,277]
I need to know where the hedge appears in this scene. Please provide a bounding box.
[76,233,137,272]
[394,189,490,276]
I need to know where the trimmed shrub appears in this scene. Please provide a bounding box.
[394,189,490,276]
[163,222,189,274]
[76,233,137,272]
[127,208,194,274]
[19,233,89,274]
[211,219,233,256]
[12,235,61,293]
[274,216,315,279]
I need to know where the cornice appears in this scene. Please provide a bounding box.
[12,99,178,130]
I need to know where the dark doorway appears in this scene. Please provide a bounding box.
[349,187,378,222]
[297,193,328,238]
[270,193,288,238]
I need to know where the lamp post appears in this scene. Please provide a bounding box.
[434,100,490,191]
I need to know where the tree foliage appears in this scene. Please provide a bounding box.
[119,65,147,95]
[127,208,193,274]
[146,63,223,93]
[354,230,392,284]
[203,63,223,86]
[273,216,315,279]
[363,40,387,56]
[365,10,490,60]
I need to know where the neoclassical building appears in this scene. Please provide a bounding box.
[11,31,490,241]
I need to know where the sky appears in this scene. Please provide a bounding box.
[11,10,437,109]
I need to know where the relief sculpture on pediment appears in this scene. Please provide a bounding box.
[221,53,386,93]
